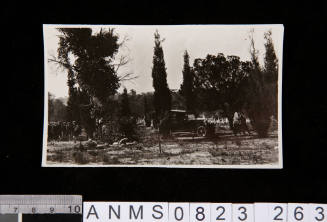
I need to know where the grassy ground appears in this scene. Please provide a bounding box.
[46,127,279,166]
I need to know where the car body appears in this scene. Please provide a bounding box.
[160,109,208,137]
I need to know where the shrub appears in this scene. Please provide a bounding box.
[251,115,271,138]
[118,116,139,141]
[73,151,89,164]
[206,122,216,137]
[48,151,65,162]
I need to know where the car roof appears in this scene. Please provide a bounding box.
[170,109,187,113]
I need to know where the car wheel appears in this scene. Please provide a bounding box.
[197,126,207,137]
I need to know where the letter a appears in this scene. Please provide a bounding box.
[86,205,99,219]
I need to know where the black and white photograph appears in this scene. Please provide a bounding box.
[42,24,283,168]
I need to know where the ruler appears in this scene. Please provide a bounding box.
[0,195,82,214]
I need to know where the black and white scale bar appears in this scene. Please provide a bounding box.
[0,195,82,214]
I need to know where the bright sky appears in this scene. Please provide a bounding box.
[43,25,284,98]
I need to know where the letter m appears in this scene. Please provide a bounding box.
[129,205,143,220]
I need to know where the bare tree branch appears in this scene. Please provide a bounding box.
[118,72,138,82]
[48,57,78,72]
[114,55,130,72]
[121,76,138,81]
[118,35,131,47]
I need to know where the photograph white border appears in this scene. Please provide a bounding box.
[42,24,284,168]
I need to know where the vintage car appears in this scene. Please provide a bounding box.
[160,109,209,137]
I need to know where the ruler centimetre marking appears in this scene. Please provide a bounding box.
[0,195,82,214]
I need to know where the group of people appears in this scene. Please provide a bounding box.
[232,112,251,135]
[205,117,230,126]
[48,121,81,141]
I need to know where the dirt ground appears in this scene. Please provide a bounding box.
[46,127,279,166]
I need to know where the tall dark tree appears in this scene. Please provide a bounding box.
[246,31,271,137]
[48,92,55,121]
[53,28,121,138]
[78,89,96,139]
[151,30,171,119]
[66,90,79,123]
[120,88,131,117]
[143,96,148,116]
[263,30,279,118]
[180,50,194,111]
[118,88,138,140]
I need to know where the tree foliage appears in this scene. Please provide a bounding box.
[53,28,121,137]
[192,53,251,127]
[263,30,279,118]
[57,28,120,104]
[151,30,172,118]
[48,92,67,122]
[66,85,81,123]
[180,50,194,111]
[120,88,131,117]
[78,90,96,139]
[118,88,138,140]
[245,31,273,137]
[48,92,55,120]
[186,30,279,138]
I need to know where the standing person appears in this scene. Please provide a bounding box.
[240,112,251,135]
[73,121,81,143]
[67,122,74,141]
[233,112,240,129]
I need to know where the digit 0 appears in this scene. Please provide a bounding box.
[174,207,184,221]
[68,205,81,213]
[74,205,81,213]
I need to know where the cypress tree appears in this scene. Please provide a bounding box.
[180,50,194,111]
[264,30,279,118]
[151,30,172,118]
[120,88,131,117]
[247,31,271,137]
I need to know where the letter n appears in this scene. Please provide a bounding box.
[109,205,120,219]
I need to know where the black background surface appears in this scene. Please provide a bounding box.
[1,1,326,203]
[22,214,81,222]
